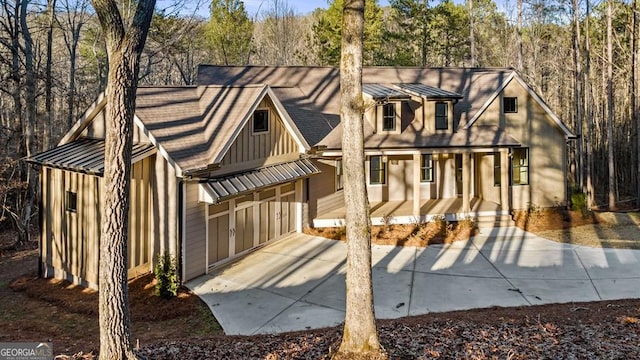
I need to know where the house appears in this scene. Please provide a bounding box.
[26,66,575,288]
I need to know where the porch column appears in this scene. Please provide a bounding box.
[500,149,510,211]
[462,152,471,213]
[413,153,421,217]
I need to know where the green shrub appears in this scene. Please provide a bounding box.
[571,190,589,215]
[154,252,178,299]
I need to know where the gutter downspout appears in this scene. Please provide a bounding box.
[178,180,185,284]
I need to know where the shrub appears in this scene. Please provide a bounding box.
[571,190,589,215]
[154,252,178,299]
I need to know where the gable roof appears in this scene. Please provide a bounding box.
[197,66,525,145]
[60,85,310,176]
[462,72,576,138]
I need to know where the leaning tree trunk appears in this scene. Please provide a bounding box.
[91,0,155,358]
[335,0,384,359]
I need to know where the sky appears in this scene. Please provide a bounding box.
[242,0,391,17]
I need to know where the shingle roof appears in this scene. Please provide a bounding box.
[25,138,155,175]
[134,85,268,172]
[317,123,520,150]
[196,66,521,146]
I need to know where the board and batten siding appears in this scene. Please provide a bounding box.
[220,97,299,171]
[183,182,207,281]
[41,155,154,288]
[79,106,150,143]
[473,80,567,209]
[308,159,344,220]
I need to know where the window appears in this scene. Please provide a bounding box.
[493,152,501,186]
[511,148,529,185]
[382,103,396,131]
[503,97,518,113]
[435,102,448,130]
[253,109,269,133]
[336,159,344,191]
[66,191,77,212]
[369,156,386,185]
[420,154,434,182]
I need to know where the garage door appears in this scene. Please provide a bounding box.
[207,182,297,269]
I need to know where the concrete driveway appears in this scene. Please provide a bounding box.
[186,227,640,335]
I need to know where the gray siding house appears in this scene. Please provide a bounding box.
[27,66,575,288]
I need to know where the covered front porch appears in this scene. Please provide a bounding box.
[313,197,508,228]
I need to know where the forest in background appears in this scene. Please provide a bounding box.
[1,0,638,241]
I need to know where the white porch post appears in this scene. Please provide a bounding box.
[413,153,421,217]
[462,152,471,213]
[500,149,510,211]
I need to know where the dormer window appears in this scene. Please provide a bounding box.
[253,109,269,133]
[382,103,396,131]
[435,102,448,130]
[503,97,518,113]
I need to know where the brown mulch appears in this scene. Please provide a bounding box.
[3,221,640,359]
[132,299,640,359]
[305,221,477,247]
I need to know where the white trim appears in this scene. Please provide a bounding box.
[59,92,107,145]
[464,72,576,139]
[512,74,576,138]
[266,87,311,152]
[134,115,184,177]
[213,85,311,164]
[181,182,187,282]
[251,107,271,134]
[463,72,516,130]
[205,200,209,274]
[214,86,269,164]
[312,210,511,228]
[295,179,303,233]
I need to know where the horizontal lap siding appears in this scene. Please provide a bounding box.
[309,159,343,219]
[184,182,206,281]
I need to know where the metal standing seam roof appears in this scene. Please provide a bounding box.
[394,83,463,99]
[362,83,411,100]
[25,138,156,176]
[203,158,320,203]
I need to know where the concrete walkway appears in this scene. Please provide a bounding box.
[187,227,640,335]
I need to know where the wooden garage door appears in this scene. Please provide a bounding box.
[206,182,297,270]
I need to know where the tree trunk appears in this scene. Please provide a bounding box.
[585,0,594,208]
[335,0,384,359]
[606,0,616,210]
[634,0,640,209]
[572,0,583,191]
[468,0,475,67]
[44,0,56,150]
[517,0,523,72]
[90,0,155,358]
[19,0,37,243]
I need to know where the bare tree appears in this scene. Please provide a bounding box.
[468,0,475,66]
[572,0,583,191]
[335,0,384,358]
[634,0,640,208]
[44,0,57,150]
[517,0,523,72]
[606,0,615,210]
[584,0,594,208]
[90,0,155,358]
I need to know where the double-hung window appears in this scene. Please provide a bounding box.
[435,102,448,130]
[382,103,396,131]
[420,154,434,182]
[511,148,529,185]
[369,156,386,185]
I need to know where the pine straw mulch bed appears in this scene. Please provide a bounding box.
[304,220,477,247]
[130,299,640,359]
